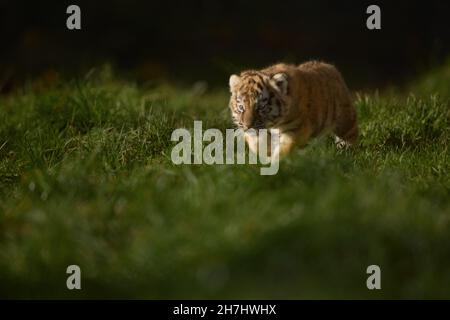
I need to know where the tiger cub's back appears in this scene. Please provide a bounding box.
[294,61,358,143]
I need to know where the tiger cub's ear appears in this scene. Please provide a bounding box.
[272,73,288,95]
[229,74,240,92]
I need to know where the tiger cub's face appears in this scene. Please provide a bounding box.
[229,71,288,131]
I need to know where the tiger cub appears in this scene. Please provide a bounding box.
[228,61,358,157]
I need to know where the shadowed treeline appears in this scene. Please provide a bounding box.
[0,0,449,91]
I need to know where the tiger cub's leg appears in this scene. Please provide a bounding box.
[244,132,259,155]
[244,131,273,163]
[245,124,312,161]
[276,125,313,157]
[334,102,358,149]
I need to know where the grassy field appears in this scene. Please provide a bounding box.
[0,63,449,299]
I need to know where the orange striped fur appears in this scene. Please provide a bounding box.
[229,61,358,156]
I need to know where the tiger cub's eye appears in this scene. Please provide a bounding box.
[237,104,245,113]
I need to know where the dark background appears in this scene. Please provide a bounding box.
[0,0,449,91]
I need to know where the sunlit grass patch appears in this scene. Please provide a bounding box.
[0,64,449,298]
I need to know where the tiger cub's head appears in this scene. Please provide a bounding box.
[228,71,288,131]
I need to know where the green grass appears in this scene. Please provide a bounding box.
[0,64,449,299]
